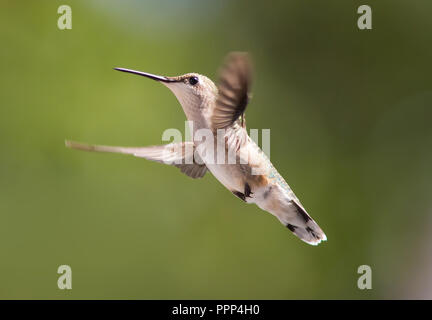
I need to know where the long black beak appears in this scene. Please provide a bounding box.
[114,68,176,82]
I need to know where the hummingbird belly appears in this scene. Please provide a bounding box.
[205,163,246,192]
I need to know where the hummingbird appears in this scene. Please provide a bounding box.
[66,52,327,245]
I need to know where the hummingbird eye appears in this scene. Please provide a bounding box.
[188,76,199,86]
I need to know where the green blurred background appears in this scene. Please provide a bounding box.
[1,0,431,299]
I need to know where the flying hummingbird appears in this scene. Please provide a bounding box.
[66,52,327,245]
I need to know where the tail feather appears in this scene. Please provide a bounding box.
[282,200,327,246]
[286,220,327,246]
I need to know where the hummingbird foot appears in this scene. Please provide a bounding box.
[231,183,254,202]
[232,191,246,202]
[244,183,253,198]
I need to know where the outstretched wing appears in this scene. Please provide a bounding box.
[65,140,207,179]
[211,52,253,130]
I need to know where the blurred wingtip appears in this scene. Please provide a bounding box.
[65,140,93,151]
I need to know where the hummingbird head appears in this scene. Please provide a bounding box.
[114,68,218,123]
